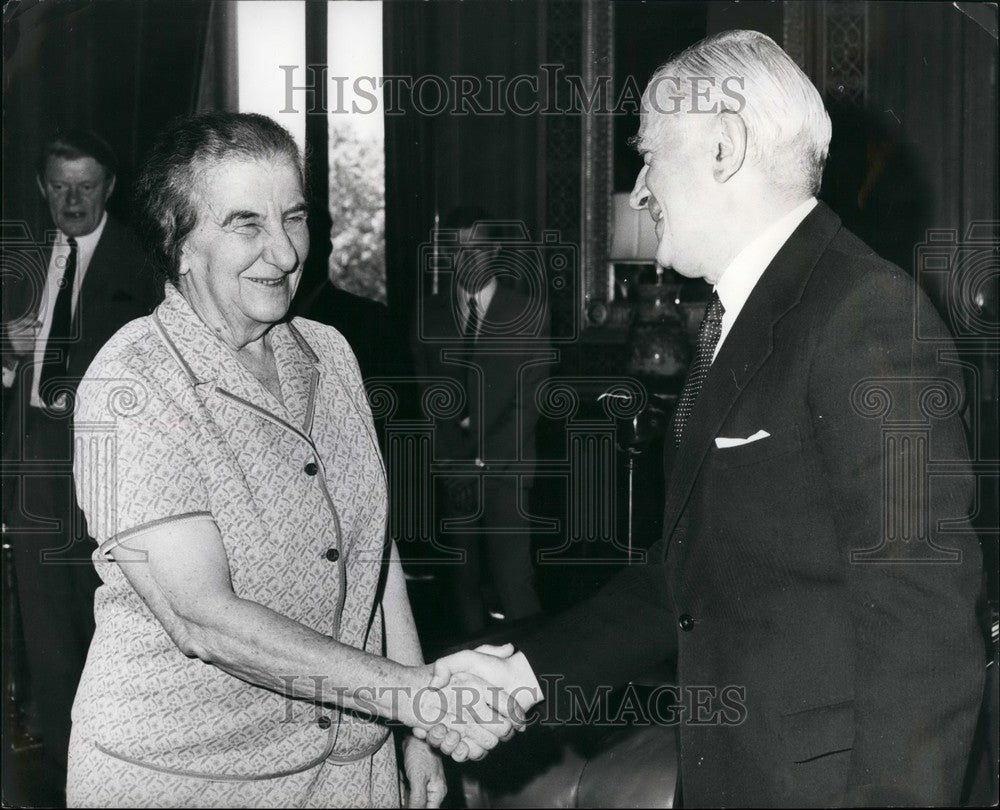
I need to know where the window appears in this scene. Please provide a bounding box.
[236,1,386,303]
[327,1,385,303]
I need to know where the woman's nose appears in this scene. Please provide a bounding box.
[629,164,650,210]
[264,226,300,272]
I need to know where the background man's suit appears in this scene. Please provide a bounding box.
[3,214,162,772]
[414,280,550,634]
[517,203,985,806]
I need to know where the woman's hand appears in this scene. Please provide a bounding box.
[401,735,447,808]
[387,663,523,762]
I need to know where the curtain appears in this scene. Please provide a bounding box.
[383,0,542,329]
[2,0,221,233]
[2,0,232,333]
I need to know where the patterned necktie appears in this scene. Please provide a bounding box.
[464,296,480,339]
[672,292,725,446]
[39,237,78,405]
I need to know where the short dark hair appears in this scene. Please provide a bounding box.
[36,129,119,180]
[134,111,303,283]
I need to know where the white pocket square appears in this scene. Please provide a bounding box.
[715,430,770,448]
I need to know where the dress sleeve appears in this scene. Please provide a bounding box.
[73,358,213,556]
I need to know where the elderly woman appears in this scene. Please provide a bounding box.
[67,112,517,808]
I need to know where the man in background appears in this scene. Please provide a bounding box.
[412,210,550,637]
[2,129,162,792]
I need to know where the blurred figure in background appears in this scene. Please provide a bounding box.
[1,129,161,796]
[412,208,550,636]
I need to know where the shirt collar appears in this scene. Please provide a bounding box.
[714,197,817,319]
[459,277,497,311]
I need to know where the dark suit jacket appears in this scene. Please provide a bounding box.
[3,215,162,463]
[63,216,163,386]
[517,203,985,806]
[413,281,551,482]
[294,281,407,384]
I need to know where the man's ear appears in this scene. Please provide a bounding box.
[103,173,117,202]
[35,174,46,198]
[713,110,747,183]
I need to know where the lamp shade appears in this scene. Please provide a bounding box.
[609,192,661,260]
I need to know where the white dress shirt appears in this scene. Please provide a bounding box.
[456,276,498,337]
[30,212,108,406]
[712,197,817,362]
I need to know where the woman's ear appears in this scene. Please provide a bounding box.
[713,110,747,183]
[176,242,192,277]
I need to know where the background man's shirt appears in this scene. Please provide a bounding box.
[30,212,108,406]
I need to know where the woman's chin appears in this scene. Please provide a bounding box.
[244,293,293,323]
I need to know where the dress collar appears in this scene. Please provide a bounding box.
[153,284,318,430]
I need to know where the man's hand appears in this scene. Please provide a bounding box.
[393,664,525,763]
[431,643,542,711]
[5,318,37,356]
[413,643,541,760]
[401,735,446,808]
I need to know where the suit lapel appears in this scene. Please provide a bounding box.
[73,217,126,320]
[660,203,843,542]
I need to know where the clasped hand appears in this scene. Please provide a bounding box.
[410,643,540,762]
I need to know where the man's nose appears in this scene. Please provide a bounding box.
[629,164,650,210]
[66,185,82,205]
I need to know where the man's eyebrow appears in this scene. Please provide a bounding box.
[220,209,259,227]
[284,202,308,216]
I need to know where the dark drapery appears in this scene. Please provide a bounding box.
[2,0,230,237]
[2,0,239,339]
[382,0,543,334]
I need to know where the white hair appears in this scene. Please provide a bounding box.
[641,30,832,196]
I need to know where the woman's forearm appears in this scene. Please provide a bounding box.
[112,518,428,725]
[114,518,512,751]
[382,541,425,668]
[175,588,429,719]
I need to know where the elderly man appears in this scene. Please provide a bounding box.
[430,30,985,806]
[2,130,161,792]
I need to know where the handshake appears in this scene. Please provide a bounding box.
[403,642,541,762]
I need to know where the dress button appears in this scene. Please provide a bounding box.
[304,461,319,476]
[678,613,695,632]
[317,716,332,729]
[324,548,340,563]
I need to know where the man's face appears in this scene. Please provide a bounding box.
[37,156,115,238]
[629,113,715,280]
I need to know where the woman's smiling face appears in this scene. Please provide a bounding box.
[178,155,309,347]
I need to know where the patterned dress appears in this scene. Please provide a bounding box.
[68,285,400,807]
